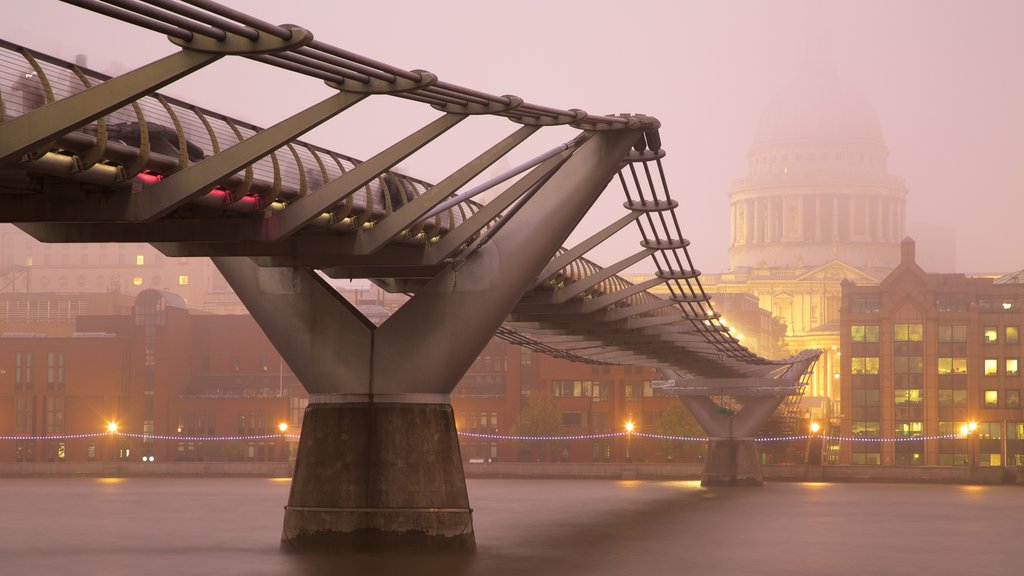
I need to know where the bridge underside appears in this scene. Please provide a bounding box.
[0,0,820,553]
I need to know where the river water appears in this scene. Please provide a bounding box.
[0,477,1019,576]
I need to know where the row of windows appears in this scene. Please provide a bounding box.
[851,296,1019,315]
[13,352,65,392]
[850,356,1019,376]
[851,324,1020,344]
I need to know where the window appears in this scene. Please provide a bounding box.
[133,276,143,286]
[136,254,145,266]
[851,421,880,437]
[984,359,999,376]
[984,390,999,408]
[560,412,583,427]
[850,297,880,314]
[1008,359,1019,376]
[936,295,968,312]
[1003,299,1016,311]
[894,356,923,374]
[1008,390,1021,408]
[1008,327,1019,344]
[895,389,923,405]
[851,357,880,375]
[894,324,923,342]
[15,351,32,391]
[178,275,189,286]
[851,325,880,342]
[984,327,998,344]
[939,358,968,375]
[895,422,923,436]
[938,325,967,342]
[938,389,968,407]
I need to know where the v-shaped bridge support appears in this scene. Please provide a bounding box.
[212,128,640,551]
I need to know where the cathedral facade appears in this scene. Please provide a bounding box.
[703,52,909,403]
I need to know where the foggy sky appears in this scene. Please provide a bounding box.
[2,0,1022,275]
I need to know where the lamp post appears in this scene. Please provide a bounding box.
[808,421,823,466]
[106,421,119,462]
[960,420,978,467]
[625,420,634,463]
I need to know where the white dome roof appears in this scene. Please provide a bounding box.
[753,59,884,147]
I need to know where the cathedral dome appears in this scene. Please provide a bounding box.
[753,58,884,149]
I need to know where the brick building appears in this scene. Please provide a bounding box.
[0,289,301,463]
[2,289,705,465]
[840,238,1024,466]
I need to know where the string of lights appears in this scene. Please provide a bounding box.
[0,431,971,442]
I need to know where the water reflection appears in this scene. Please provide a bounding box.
[0,478,1019,576]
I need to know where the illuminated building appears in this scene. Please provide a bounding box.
[0,288,695,465]
[635,48,909,408]
[839,239,1024,466]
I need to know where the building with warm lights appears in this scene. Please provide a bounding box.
[1,287,701,465]
[0,289,302,463]
[633,48,909,413]
[839,238,1024,466]
[452,339,701,464]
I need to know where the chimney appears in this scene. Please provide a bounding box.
[901,237,916,266]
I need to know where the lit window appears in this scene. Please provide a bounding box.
[25,256,32,266]
[1003,299,1015,311]
[132,276,143,286]
[985,359,999,376]
[894,324,923,342]
[136,255,145,266]
[938,358,952,375]
[953,358,968,374]
[851,325,880,343]
[984,327,998,344]
[1007,327,1019,344]
[1008,359,1019,377]
[984,390,999,407]
[178,275,189,286]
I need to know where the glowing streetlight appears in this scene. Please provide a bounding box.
[968,421,978,432]
[809,421,821,434]
[625,420,635,462]
[278,422,289,433]
[106,421,119,434]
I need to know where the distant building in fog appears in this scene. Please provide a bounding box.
[681,47,909,406]
[0,224,244,314]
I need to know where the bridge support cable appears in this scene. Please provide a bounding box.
[209,127,640,552]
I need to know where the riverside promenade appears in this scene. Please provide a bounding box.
[2,460,1022,485]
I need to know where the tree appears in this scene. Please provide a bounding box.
[514,393,561,462]
[655,399,704,462]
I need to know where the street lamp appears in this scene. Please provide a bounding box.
[960,421,978,466]
[625,420,635,462]
[278,422,289,433]
[807,421,824,465]
[106,421,119,463]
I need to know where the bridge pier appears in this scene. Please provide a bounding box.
[282,400,474,552]
[208,128,641,553]
[702,437,763,487]
[682,395,785,487]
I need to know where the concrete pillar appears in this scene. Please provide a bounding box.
[211,127,641,552]
[282,400,474,552]
[703,437,764,486]
[683,395,785,487]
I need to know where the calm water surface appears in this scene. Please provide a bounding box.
[0,477,1019,576]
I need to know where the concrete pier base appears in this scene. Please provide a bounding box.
[281,402,475,553]
[701,438,763,487]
